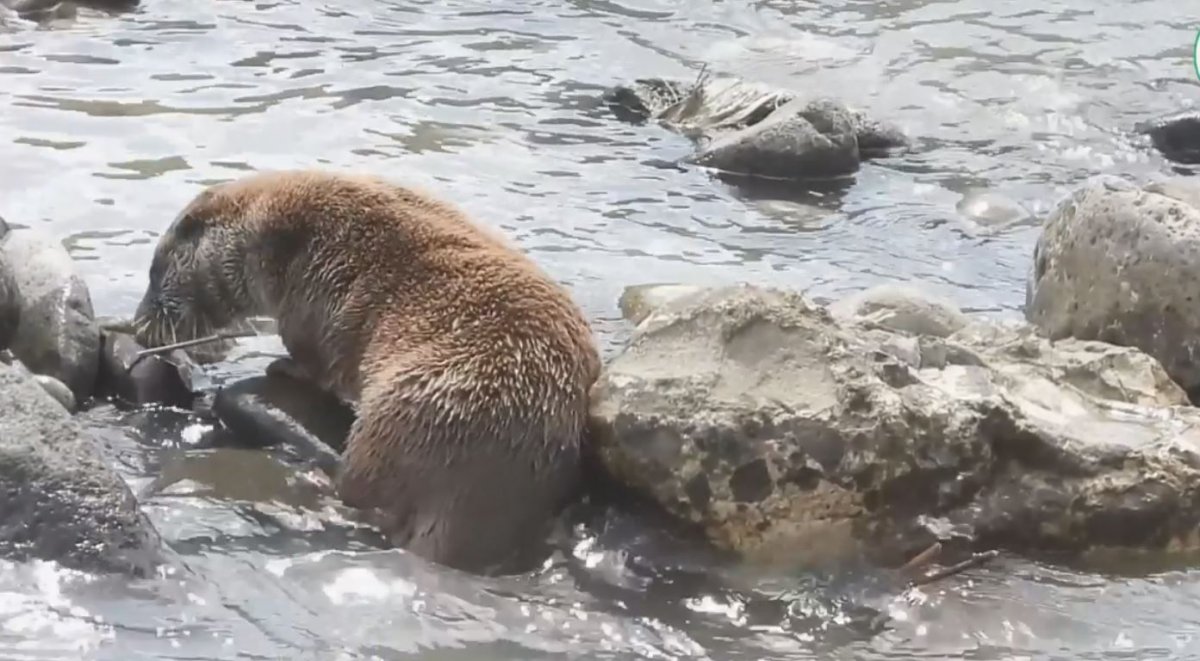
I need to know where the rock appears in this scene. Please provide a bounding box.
[1135,110,1200,165]
[1,0,138,20]
[209,373,355,476]
[0,217,19,353]
[34,374,76,411]
[0,360,161,575]
[1026,177,1200,393]
[0,228,100,403]
[95,330,200,409]
[829,283,970,338]
[603,74,907,181]
[692,97,861,180]
[6,357,76,411]
[618,284,707,326]
[589,284,1200,566]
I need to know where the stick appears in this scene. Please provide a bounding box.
[898,541,943,576]
[126,330,258,371]
[910,549,999,587]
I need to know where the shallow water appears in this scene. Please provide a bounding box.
[2,0,1200,658]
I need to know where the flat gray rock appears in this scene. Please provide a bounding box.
[0,361,161,575]
[829,283,970,338]
[0,228,99,402]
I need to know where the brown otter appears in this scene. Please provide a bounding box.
[134,170,601,575]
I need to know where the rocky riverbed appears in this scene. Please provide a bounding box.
[4,1,1200,660]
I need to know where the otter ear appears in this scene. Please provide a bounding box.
[170,188,218,241]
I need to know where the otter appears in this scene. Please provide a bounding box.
[134,170,601,575]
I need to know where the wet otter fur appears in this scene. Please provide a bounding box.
[134,170,601,575]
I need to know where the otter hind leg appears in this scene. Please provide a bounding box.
[334,393,553,575]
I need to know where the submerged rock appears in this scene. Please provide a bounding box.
[1026,177,1200,393]
[0,227,100,403]
[589,284,1200,566]
[603,74,907,181]
[0,361,161,575]
[1135,110,1200,165]
[95,330,199,409]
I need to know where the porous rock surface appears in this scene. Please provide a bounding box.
[1026,176,1200,394]
[604,75,907,180]
[589,283,1200,565]
[0,227,100,402]
[0,360,161,575]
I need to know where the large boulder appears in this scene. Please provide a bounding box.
[589,284,1200,565]
[0,217,19,352]
[0,228,100,402]
[1026,177,1200,394]
[603,74,907,181]
[0,361,161,575]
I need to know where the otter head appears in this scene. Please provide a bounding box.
[134,186,253,349]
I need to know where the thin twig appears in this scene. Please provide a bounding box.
[126,330,257,372]
[910,549,1000,587]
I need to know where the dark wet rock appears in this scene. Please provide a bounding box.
[95,330,200,409]
[0,360,161,575]
[209,373,355,476]
[603,74,907,181]
[1135,110,1200,165]
[619,284,707,326]
[0,228,100,402]
[1,0,138,20]
[589,284,1200,566]
[829,283,970,338]
[1026,177,1200,393]
[692,97,861,180]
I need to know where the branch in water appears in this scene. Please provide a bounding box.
[910,549,1000,588]
[127,330,258,372]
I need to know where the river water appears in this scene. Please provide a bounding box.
[2,0,1199,659]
